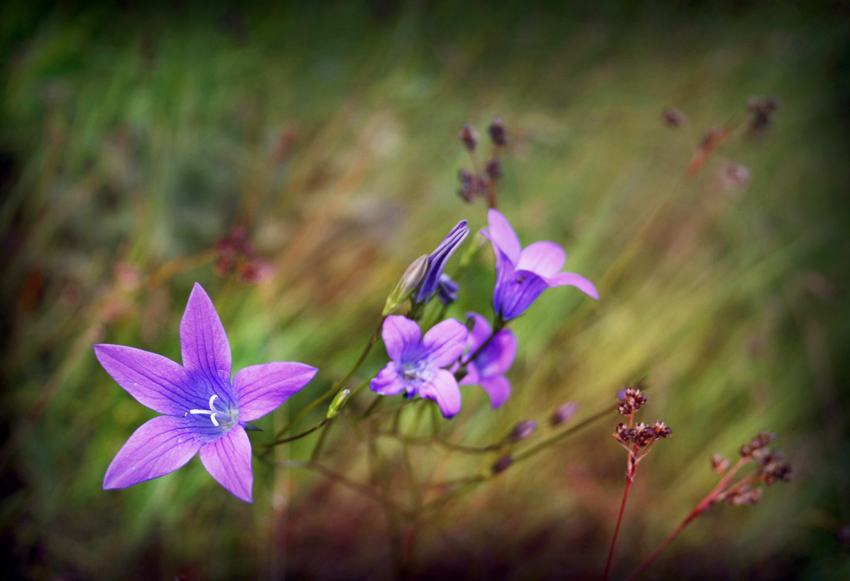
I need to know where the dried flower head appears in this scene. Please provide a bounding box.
[710,453,730,474]
[725,485,763,506]
[459,124,479,151]
[757,450,792,485]
[746,96,780,135]
[739,430,777,460]
[214,226,269,284]
[618,386,647,415]
[488,116,508,146]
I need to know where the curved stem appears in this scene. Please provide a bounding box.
[604,466,636,581]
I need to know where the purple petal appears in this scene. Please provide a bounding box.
[464,312,492,356]
[421,318,468,367]
[544,272,599,300]
[480,375,512,408]
[382,315,421,362]
[199,425,253,502]
[517,241,566,277]
[486,209,521,264]
[95,344,204,414]
[475,329,517,377]
[370,362,407,396]
[497,270,550,320]
[234,362,318,422]
[180,283,232,380]
[414,220,470,302]
[417,369,462,418]
[103,415,203,490]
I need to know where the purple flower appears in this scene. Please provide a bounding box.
[370,315,468,418]
[483,209,598,320]
[94,283,317,502]
[413,220,469,303]
[455,313,517,408]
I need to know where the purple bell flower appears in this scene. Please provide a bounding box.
[94,283,317,502]
[455,312,517,408]
[370,315,468,418]
[482,209,598,320]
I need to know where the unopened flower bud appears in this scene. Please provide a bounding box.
[511,420,537,442]
[327,389,351,419]
[662,106,688,128]
[488,116,508,146]
[492,455,513,474]
[459,124,478,151]
[485,159,502,179]
[550,401,578,426]
[383,254,429,316]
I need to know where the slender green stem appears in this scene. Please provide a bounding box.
[261,418,329,447]
[512,403,618,465]
[310,418,334,462]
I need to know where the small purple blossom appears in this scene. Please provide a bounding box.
[456,312,517,408]
[370,315,467,418]
[483,209,598,320]
[94,283,317,502]
[413,220,469,304]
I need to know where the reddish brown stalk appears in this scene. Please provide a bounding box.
[627,457,748,580]
[603,462,637,581]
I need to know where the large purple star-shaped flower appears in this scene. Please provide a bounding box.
[370,316,468,417]
[94,283,317,502]
[483,209,599,320]
[457,312,517,408]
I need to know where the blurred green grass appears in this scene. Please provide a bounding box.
[2,1,849,579]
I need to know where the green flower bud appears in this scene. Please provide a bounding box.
[383,254,429,316]
[327,389,351,419]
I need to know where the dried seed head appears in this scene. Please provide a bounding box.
[652,421,672,439]
[511,420,538,442]
[614,423,632,445]
[726,485,763,506]
[618,386,647,415]
[459,124,478,151]
[492,455,513,474]
[485,158,503,180]
[746,96,780,135]
[662,106,688,128]
[550,401,578,426]
[488,116,508,146]
[758,450,792,485]
[740,430,777,460]
[457,168,477,203]
[710,453,730,474]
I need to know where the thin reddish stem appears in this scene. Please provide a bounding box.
[604,458,637,581]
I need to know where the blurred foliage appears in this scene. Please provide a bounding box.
[2,0,850,579]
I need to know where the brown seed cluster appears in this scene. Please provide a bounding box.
[710,453,730,474]
[488,116,508,145]
[459,124,479,151]
[725,485,763,506]
[746,96,780,135]
[615,421,672,448]
[757,450,793,485]
[456,117,510,207]
[617,387,647,415]
[739,430,777,460]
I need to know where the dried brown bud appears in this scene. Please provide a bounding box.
[492,455,513,474]
[551,402,578,426]
[662,106,688,128]
[457,168,477,203]
[652,421,672,439]
[758,450,792,485]
[740,430,777,460]
[485,158,503,180]
[614,423,631,445]
[726,485,763,506]
[459,124,478,151]
[488,116,508,146]
[618,386,647,415]
[511,420,537,442]
[710,453,730,474]
[746,96,780,135]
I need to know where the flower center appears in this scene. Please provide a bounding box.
[189,394,238,429]
[401,359,431,384]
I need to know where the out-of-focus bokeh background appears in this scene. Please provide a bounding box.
[2,1,849,579]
